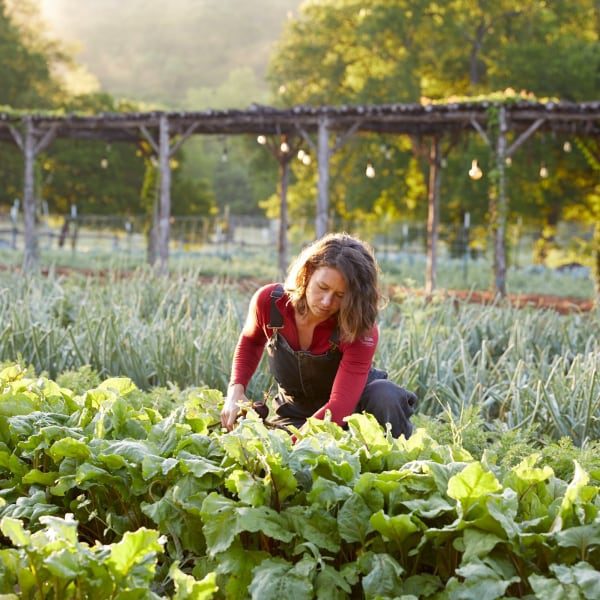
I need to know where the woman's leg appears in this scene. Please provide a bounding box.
[356,379,417,438]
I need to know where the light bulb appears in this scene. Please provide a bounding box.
[539,164,549,178]
[297,149,305,160]
[468,159,482,180]
[280,141,290,153]
[365,162,376,178]
[505,157,512,167]
[302,154,311,165]
[100,158,108,169]
[221,149,228,163]
[563,141,572,153]
[257,135,267,145]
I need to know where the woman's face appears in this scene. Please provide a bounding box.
[305,266,347,321]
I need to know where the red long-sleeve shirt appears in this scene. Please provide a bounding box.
[230,283,378,427]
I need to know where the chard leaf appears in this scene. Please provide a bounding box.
[98,378,137,395]
[49,437,91,462]
[551,461,596,532]
[370,510,419,543]
[555,521,600,553]
[200,493,240,555]
[44,548,83,579]
[305,476,352,508]
[401,493,455,519]
[22,468,57,487]
[402,574,443,597]
[141,455,178,480]
[266,459,297,504]
[169,563,218,600]
[0,517,31,547]
[284,506,340,553]
[357,552,403,599]
[314,563,352,599]
[447,462,502,511]
[248,557,314,600]
[550,561,600,598]
[459,529,503,563]
[225,470,267,507]
[345,413,392,452]
[179,453,223,479]
[106,528,163,576]
[338,493,373,544]
[236,506,294,543]
[216,544,269,600]
[0,394,36,417]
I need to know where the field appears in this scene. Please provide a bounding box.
[0,268,599,598]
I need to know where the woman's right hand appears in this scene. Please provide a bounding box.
[221,383,249,431]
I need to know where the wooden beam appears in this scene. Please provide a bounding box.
[470,118,491,147]
[8,125,23,151]
[34,123,59,155]
[506,118,545,157]
[156,114,171,274]
[22,117,37,271]
[425,137,441,295]
[169,121,201,157]
[316,116,330,239]
[139,125,159,154]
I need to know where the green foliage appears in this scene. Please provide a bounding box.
[1,363,600,597]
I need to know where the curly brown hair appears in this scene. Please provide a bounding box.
[284,233,382,342]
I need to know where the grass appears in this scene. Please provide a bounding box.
[0,269,598,444]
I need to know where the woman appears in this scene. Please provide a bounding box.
[220,233,416,437]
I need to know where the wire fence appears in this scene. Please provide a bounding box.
[0,210,593,278]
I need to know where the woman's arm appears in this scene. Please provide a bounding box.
[311,326,379,427]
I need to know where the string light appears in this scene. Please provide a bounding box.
[302,154,311,165]
[257,135,267,145]
[221,147,228,163]
[468,159,482,180]
[297,149,306,161]
[100,158,108,169]
[280,137,290,153]
[365,161,376,178]
[539,163,549,178]
[505,156,512,167]
[563,140,572,153]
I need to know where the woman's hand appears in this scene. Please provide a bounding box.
[221,383,249,431]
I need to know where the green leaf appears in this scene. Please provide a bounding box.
[551,461,597,532]
[0,517,31,547]
[170,563,218,600]
[49,437,91,462]
[459,529,503,563]
[225,470,268,507]
[201,493,240,556]
[550,561,600,599]
[22,469,59,486]
[447,462,502,511]
[284,506,340,553]
[248,557,313,600]
[358,552,403,599]
[107,528,163,576]
[555,522,600,553]
[236,506,294,543]
[402,493,455,519]
[314,563,352,599]
[338,493,373,544]
[98,378,137,395]
[44,548,84,579]
[305,477,352,508]
[216,543,270,600]
[370,510,419,544]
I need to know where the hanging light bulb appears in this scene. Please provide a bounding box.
[505,156,512,167]
[297,149,305,161]
[563,140,572,153]
[221,147,228,163]
[257,135,267,145]
[365,161,376,178]
[468,159,482,180]
[302,154,312,165]
[539,163,549,178]
[100,158,109,169]
[280,137,290,153]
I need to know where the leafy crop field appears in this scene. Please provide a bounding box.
[0,271,599,598]
[1,365,600,598]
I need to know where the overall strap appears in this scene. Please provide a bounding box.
[268,284,285,331]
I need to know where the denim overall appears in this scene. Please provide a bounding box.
[266,286,415,437]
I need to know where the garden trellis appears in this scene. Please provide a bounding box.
[1,100,599,292]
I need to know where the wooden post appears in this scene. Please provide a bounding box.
[157,114,171,274]
[278,158,290,278]
[425,137,441,295]
[316,116,330,239]
[23,117,38,272]
[493,106,508,296]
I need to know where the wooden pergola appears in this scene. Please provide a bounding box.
[1,100,599,293]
